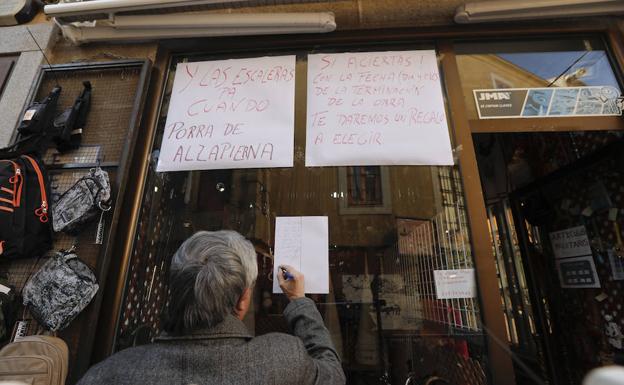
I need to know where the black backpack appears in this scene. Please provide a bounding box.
[17,86,61,137]
[0,86,60,260]
[0,155,51,260]
[53,81,91,153]
[0,82,93,260]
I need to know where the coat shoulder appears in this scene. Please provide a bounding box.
[250,332,308,362]
[77,344,162,385]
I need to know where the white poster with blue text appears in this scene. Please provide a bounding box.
[156,56,296,172]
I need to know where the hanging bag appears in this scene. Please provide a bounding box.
[51,167,111,241]
[0,155,52,259]
[53,81,92,153]
[0,90,60,260]
[17,87,61,137]
[22,250,98,332]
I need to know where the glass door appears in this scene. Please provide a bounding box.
[456,37,624,385]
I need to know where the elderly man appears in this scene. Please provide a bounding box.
[78,230,345,385]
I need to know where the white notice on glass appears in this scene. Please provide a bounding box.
[157,56,296,172]
[433,269,476,299]
[549,225,592,259]
[273,216,329,294]
[305,50,454,166]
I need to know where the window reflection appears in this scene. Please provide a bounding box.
[456,38,621,120]
[118,52,489,385]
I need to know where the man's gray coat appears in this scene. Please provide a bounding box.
[78,298,346,385]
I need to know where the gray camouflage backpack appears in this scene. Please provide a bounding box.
[22,251,98,332]
[51,167,111,240]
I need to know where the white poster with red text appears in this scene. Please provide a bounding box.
[156,56,296,172]
[305,50,454,166]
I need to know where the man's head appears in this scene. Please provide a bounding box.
[164,230,258,334]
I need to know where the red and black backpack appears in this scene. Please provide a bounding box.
[0,82,92,260]
[0,87,60,260]
[0,155,51,259]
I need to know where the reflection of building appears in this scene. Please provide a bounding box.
[457,54,548,119]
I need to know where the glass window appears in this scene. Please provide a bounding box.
[475,130,624,384]
[457,37,624,385]
[455,38,622,120]
[117,50,490,384]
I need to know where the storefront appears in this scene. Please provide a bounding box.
[1,4,624,385]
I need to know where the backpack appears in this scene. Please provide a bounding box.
[53,81,91,153]
[17,87,61,137]
[0,335,68,385]
[22,251,98,332]
[0,87,62,160]
[0,155,52,260]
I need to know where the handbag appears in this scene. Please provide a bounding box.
[22,250,98,332]
[51,167,111,241]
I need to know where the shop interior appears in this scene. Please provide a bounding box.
[475,131,624,385]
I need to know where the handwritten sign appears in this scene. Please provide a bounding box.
[433,269,476,299]
[156,56,296,172]
[549,225,592,259]
[305,50,454,167]
[273,216,329,294]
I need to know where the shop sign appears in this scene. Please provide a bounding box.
[433,269,476,299]
[549,225,592,259]
[156,55,296,171]
[272,216,329,294]
[305,50,454,167]
[556,255,601,289]
[473,86,622,119]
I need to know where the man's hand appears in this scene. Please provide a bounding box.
[277,265,305,301]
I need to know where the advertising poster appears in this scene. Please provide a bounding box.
[474,86,621,119]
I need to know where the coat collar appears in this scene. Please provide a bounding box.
[155,315,253,342]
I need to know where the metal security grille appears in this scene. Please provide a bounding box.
[0,60,149,384]
[397,167,481,332]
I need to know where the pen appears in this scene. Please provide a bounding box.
[280,267,294,280]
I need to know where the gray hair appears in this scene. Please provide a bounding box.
[164,230,258,334]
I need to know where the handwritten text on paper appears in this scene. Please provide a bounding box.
[157,56,296,171]
[305,50,454,166]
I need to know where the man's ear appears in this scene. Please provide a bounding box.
[235,287,252,320]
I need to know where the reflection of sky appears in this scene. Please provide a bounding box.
[498,51,621,91]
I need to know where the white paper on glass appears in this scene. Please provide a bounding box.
[156,56,296,172]
[305,50,454,167]
[549,225,592,259]
[273,216,329,294]
[433,269,477,299]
